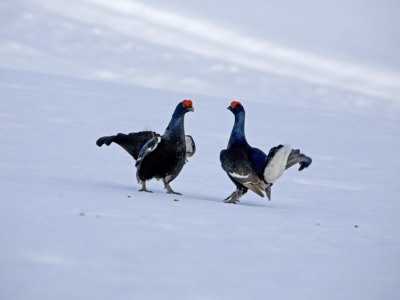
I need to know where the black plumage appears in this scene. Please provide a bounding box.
[97,100,195,194]
[96,131,160,160]
[220,101,312,203]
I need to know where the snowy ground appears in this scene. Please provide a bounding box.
[1,1,400,300]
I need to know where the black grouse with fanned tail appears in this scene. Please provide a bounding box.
[220,101,312,204]
[96,100,195,195]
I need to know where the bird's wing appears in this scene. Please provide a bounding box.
[96,131,160,160]
[185,135,196,158]
[220,149,265,197]
[135,136,162,167]
[248,147,268,178]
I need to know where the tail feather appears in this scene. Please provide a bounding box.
[286,149,312,171]
[96,136,107,147]
[96,135,117,147]
[96,131,159,160]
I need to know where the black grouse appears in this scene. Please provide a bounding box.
[220,101,312,203]
[96,100,195,195]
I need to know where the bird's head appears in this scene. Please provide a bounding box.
[227,101,244,114]
[182,99,194,112]
[172,99,194,118]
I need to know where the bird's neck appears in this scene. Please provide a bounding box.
[164,114,185,140]
[228,111,248,148]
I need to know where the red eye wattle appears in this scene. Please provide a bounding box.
[230,101,242,107]
[182,99,193,107]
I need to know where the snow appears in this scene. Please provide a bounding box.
[1,1,400,300]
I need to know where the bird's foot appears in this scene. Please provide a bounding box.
[223,190,243,204]
[164,182,182,195]
[167,191,182,195]
[224,198,240,204]
[139,182,153,193]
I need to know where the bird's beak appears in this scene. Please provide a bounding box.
[227,106,232,111]
[188,106,194,112]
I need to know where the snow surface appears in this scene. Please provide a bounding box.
[1,1,400,300]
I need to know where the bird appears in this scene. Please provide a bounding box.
[96,100,195,195]
[220,101,312,203]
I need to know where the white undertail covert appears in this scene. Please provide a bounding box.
[263,145,292,183]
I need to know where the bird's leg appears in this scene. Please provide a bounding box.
[224,191,237,201]
[234,189,243,203]
[139,181,153,193]
[224,189,243,204]
[164,182,182,195]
